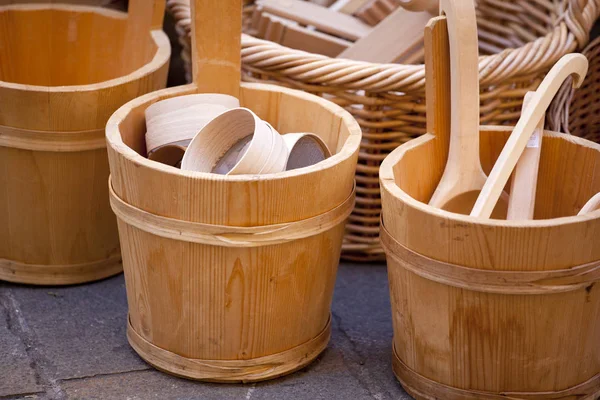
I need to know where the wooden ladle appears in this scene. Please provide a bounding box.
[506,91,544,220]
[471,53,589,218]
[579,193,600,215]
[427,0,505,215]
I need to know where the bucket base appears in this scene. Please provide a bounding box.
[127,315,331,383]
[392,342,600,400]
[0,254,122,285]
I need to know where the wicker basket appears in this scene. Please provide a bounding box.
[0,0,124,6]
[548,35,600,142]
[167,0,600,261]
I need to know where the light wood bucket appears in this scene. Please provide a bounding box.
[105,0,360,383]
[0,1,170,285]
[380,126,600,399]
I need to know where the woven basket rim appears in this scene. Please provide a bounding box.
[379,126,600,227]
[167,0,600,92]
[548,34,600,133]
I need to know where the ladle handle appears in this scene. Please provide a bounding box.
[579,192,600,215]
[506,92,544,220]
[471,53,589,219]
[190,0,242,96]
[439,0,480,175]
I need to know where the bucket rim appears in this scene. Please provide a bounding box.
[380,125,600,228]
[105,81,363,183]
[0,5,171,93]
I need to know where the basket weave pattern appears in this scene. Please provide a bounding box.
[548,35,600,142]
[167,0,600,261]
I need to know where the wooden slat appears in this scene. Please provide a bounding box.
[338,7,431,63]
[257,0,372,41]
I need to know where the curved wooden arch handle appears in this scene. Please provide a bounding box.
[471,53,589,218]
[123,0,166,71]
[190,0,242,96]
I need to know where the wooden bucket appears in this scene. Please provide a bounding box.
[0,1,170,285]
[105,0,360,383]
[380,125,600,399]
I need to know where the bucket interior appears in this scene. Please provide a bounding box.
[392,128,600,220]
[118,86,353,163]
[0,7,157,86]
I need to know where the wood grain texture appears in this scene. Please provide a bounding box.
[250,11,351,57]
[380,126,600,397]
[338,7,431,63]
[127,315,332,382]
[393,349,600,400]
[180,107,287,175]
[507,92,544,220]
[398,0,437,13]
[353,0,400,26]
[472,54,589,218]
[329,0,370,13]
[167,0,600,261]
[427,0,488,213]
[0,3,170,285]
[106,83,361,381]
[257,0,372,41]
[423,16,449,195]
[579,192,600,215]
[190,0,241,95]
[106,0,359,380]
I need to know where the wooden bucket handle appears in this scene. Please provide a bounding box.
[471,53,589,218]
[190,0,242,96]
[424,16,450,162]
[122,0,166,69]
[127,0,166,31]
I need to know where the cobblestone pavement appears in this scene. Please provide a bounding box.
[0,262,413,400]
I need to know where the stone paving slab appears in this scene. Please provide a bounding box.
[0,263,411,400]
[4,278,149,381]
[332,264,409,399]
[61,370,248,400]
[0,293,43,398]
